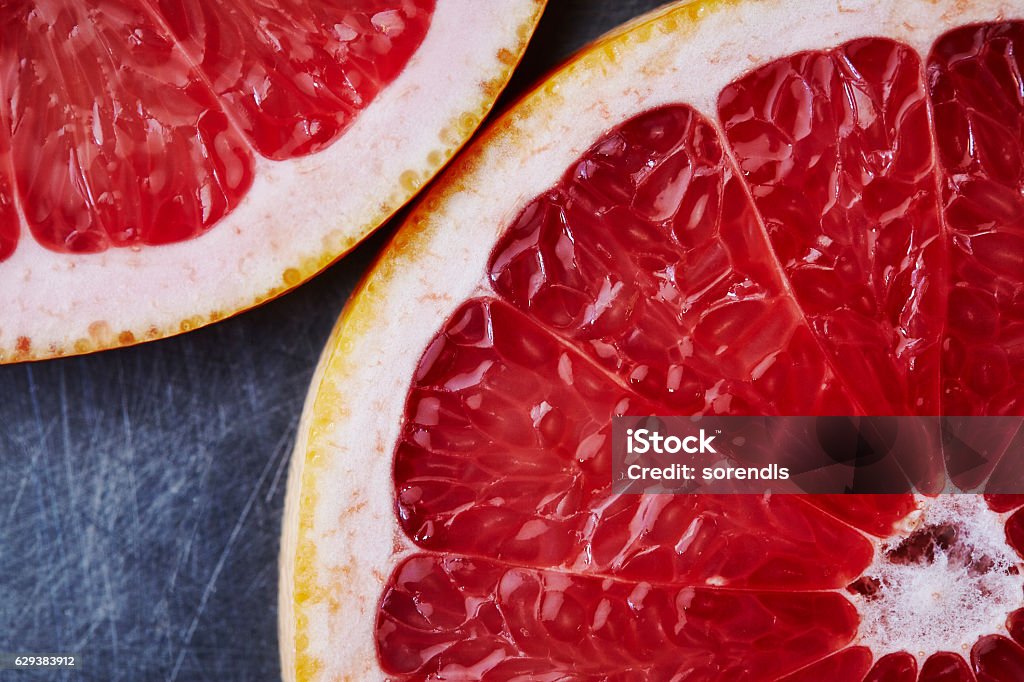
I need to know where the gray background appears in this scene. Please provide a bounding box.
[0,2,664,680]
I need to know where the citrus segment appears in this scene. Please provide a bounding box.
[1007,609,1024,642]
[984,494,1024,513]
[972,635,1024,680]
[919,652,974,681]
[488,105,857,415]
[928,22,1024,417]
[153,0,434,159]
[8,0,254,253]
[718,37,945,416]
[864,652,918,682]
[377,555,861,680]
[395,300,876,583]
[1003,506,1024,555]
[395,298,662,568]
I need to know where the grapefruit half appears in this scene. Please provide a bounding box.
[0,0,544,362]
[281,0,1024,679]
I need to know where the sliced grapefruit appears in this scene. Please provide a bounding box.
[281,0,1024,680]
[0,0,544,362]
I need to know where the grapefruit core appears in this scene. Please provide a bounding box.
[281,0,1024,680]
[0,0,544,362]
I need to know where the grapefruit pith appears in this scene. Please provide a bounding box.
[0,0,544,362]
[281,0,1024,680]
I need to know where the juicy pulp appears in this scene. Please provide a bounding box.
[379,21,1024,682]
[0,0,433,257]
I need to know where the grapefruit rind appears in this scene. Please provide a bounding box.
[280,0,1023,680]
[0,0,544,364]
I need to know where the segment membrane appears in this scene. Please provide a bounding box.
[775,647,872,682]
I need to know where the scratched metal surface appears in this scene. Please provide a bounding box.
[0,1,665,681]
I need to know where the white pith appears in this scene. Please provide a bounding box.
[0,0,541,360]
[852,495,1024,663]
[280,1,1024,680]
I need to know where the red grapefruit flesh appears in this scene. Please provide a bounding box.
[10,0,256,252]
[929,21,1024,417]
[382,29,1024,682]
[281,1,1024,681]
[0,0,543,361]
[718,37,946,416]
[10,0,433,251]
[152,0,434,160]
[379,556,861,680]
